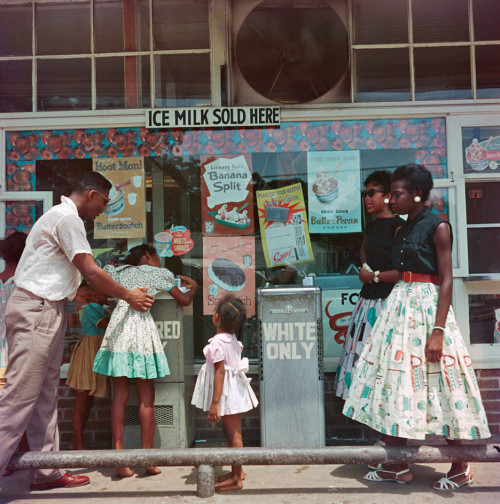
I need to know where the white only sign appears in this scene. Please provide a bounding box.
[146,106,280,129]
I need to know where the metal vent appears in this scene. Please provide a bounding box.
[124,405,174,426]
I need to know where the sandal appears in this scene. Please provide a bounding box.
[363,468,411,484]
[433,465,473,491]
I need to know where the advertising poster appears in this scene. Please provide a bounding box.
[463,131,500,173]
[201,154,254,236]
[203,236,255,317]
[256,183,314,268]
[307,151,362,234]
[322,289,360,359]
[93,157,146,239]
[154,226,195,258]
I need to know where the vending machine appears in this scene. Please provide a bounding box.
[257,286,325,447]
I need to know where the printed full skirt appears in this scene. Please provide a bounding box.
[66,334,110,397]
[335,296,385,400]
[93,303,170,379]
[343,281,491,440]
[191,357,259,416]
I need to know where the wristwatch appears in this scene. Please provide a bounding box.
[373,270,380,283]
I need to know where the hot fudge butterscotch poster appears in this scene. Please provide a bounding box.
[203,236,255,317]
[307,151,362,234]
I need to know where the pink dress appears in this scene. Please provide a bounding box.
[191,332,258,416]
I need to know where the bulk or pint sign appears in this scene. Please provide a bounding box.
[146,106,280,129]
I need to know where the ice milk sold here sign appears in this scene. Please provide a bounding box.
[146,106,280,129]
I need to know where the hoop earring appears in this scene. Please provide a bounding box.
[384,198,390,204]
[414,196,421,203]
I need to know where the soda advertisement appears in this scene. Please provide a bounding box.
[203,236,255,317]
[93,156,146,239]
[256,183,314,268]
[201,154,254,236]
[307,151,362,234]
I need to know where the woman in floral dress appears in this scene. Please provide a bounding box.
[93,244,197,478]
[343,164,490,490]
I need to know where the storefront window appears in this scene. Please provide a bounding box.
[36,1,91,55]
[473,0,500,41]
[414,47,471,101]
[96,56,151,109]
[154,54,211,107]
[412,0,469,43]
[355,48,410,102]
[94,0,150,53]
[0,2,32,56]
[0,60,32,113]
[2,117,450,360]
[468,294,500,344]
[37,58,92,111]
[352,0,407,45]
[475,46,500,99]
[152,0,209,50]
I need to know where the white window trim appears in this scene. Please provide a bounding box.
[447,114,500,368]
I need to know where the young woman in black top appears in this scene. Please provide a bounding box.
[343,164,490,490]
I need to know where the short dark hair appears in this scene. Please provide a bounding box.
[74,171,112,195]
[0,231,27,263]
[124,243,157,266]
[215,294,247,334]
[392,163,433,201]
[364,170,392,193]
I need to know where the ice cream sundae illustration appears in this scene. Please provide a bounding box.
[312,167,338,204]
[466,138,489,171]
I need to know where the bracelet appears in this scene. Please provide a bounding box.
[432,326,446,332]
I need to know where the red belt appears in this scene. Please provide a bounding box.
[401,271,439,284]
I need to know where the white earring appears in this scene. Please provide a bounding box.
[414,196,421,203]
[384,198,390,204]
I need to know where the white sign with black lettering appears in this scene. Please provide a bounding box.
[146,106,280,129]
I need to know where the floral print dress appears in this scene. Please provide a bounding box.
[93,264,174,379]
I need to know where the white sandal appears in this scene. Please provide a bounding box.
[433,465,473,491]
[363,468,411,484]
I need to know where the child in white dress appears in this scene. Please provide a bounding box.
[192,294,258,491]
[93,244,198,478]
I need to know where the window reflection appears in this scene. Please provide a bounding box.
[473,0,500,41]
[37,59,91,111]
[0,60,32,113]
[468,294,500,344]
[0,2,32,56]
[476,46,500,99]
[154,54,210,107]
[36,1,91,55]
[415,47,471,101]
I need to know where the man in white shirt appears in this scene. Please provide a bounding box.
[0,171,153,490]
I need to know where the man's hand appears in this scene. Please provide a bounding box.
[126,287,154,311]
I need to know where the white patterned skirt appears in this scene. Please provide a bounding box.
[335,296,386,400]
[343,281,491,440]
[192,357,258,416]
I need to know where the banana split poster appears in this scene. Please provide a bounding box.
[201,154,254,236]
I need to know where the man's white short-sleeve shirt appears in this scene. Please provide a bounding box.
[15,196,92,301]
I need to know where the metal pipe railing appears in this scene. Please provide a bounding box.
[8,445,500,498]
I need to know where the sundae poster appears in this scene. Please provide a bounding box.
[307,151,362,234]
[203,236,255,317]
[93,156,146,239]
[201,154,254,236]
[256,183,314,268]
[463,130,500,173]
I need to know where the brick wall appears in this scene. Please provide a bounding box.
[57,370,499,449]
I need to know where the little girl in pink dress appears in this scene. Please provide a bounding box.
[192,294,258,491]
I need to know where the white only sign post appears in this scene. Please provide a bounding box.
[257,286,325,448]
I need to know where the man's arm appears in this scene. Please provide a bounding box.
[72,253,153,311]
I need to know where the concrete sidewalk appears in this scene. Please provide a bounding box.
[1,461,499,504]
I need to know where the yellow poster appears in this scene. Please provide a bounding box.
[256,182,314,268]
[93,157,146,239]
